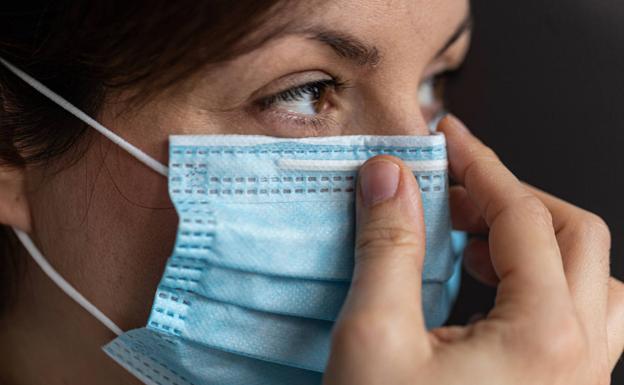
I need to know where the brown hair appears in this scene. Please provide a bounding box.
[0,0,289,315]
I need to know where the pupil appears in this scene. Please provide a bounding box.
[306,84,322,100]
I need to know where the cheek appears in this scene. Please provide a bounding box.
[92,140,179,329]
[29,136,179,330]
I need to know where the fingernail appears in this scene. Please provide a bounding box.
[359,160,400,207]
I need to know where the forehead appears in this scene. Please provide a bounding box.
[272,0,470,57]
[298,0,468,30]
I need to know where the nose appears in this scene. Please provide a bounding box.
[347,82,432,136]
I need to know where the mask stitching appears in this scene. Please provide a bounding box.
[149,321,183,336]
[157,290,192,306]
[173,187,359,195]
[154,307,188,321]
[171,147,445,155]
[180,218,216,225]
[169,259,207,267]
[148,291,192,337]
[164,276,200,284]
[106,349,166,385]
[174,175,357,183]
[170,173,446,195]
[177,234,213,240]
[106,338,194,385]
[170,256,210,264]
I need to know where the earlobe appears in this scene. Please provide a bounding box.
[0,166,31,232]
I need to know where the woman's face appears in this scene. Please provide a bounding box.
[19,0,471,338]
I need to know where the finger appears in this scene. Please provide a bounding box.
[455,181,612,304]
[607,277,624,370]
[450,185,488,233]
[462,237,498,286]
[523,183,611,347]
[522,183,611,301]
[438,115,572,319]
[326,156,430,380]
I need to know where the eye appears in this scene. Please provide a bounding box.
[419,72,448,108]
[257,79,341,116]
[419,71,451,129]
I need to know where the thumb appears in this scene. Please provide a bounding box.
[350,155,427,329]
[328,156,429,371]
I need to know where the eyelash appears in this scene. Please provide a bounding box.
[257,78,347,111]
[430,71,452,101]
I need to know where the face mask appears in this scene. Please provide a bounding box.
[2,57,467,385]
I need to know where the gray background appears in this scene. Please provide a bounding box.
[445,1,624,382]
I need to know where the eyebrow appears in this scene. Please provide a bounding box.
[306,28,382,67]
[302,11,473,68]
[434,13,473,58]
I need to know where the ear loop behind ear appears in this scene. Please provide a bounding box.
[0,57,169,177]
[12,228,123,336]
[0,56,174,337]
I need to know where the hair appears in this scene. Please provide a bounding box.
[0,0,291,315]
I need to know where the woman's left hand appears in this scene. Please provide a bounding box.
[447,115,624,373]
[323,115,624,385]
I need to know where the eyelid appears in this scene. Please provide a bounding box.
[422,50,466,80]
[250,70,335,102]
[425,29,471,79]
[441,29,472,68]
[256,78,337,111]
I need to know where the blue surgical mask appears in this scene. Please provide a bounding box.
[2,58,467,385]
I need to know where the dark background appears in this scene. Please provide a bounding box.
[446,0,624,382]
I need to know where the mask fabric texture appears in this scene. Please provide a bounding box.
[103,134,467,385]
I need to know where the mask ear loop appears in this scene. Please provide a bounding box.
[0,57,169,177]
[13,228,123,336]
[0,57,171,336]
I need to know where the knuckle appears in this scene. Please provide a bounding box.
[467,140,500,163]
[608,278,624,312]
[479,146,501,164]
[571,212,612,247]
[515,195,553,226]
[356,219,421,256]
[610,277,624,298]
[489,195,553,229]
[463,153,500,184]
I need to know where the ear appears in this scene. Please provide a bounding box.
[0,166,31,232]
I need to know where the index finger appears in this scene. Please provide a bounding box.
[438,116,572,317]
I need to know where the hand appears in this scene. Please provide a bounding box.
[323,115,624,385]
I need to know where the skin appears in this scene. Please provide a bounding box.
[0,1,621,384]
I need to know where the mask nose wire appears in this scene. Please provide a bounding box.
[0,57,169,177]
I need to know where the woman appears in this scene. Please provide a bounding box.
[0,1,622,384]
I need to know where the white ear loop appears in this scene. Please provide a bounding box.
[0,57,169,177]
[0,57,172,336]
[12,228,123,336]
